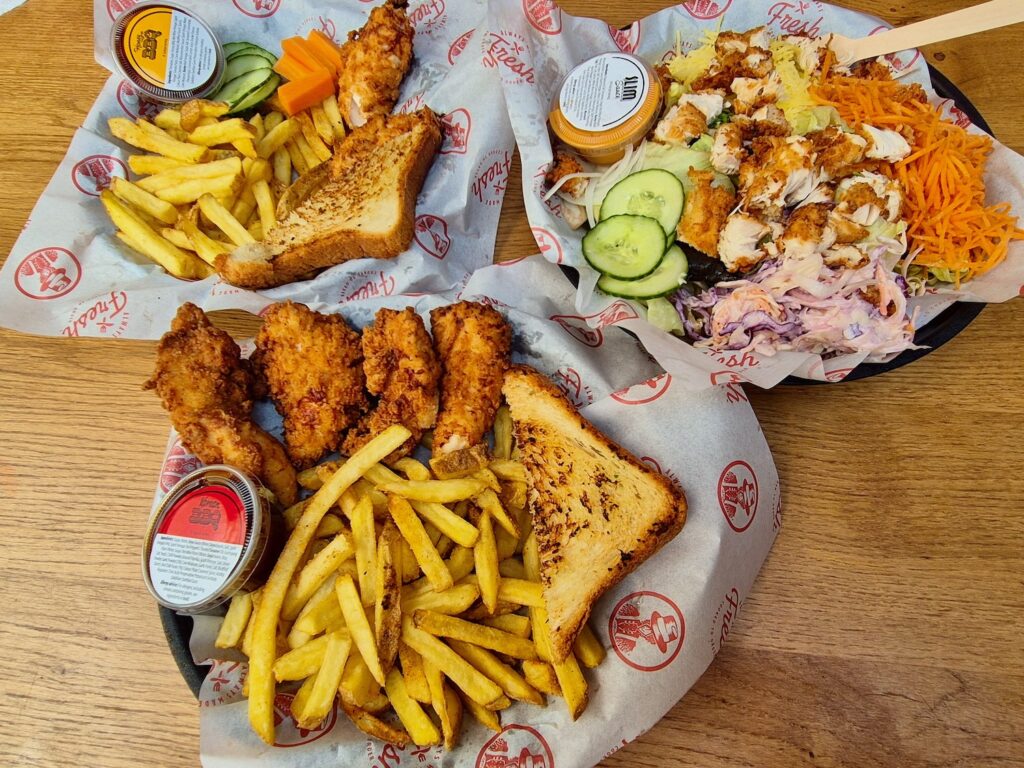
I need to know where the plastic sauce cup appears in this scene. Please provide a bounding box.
[110,2,225,105]
[142,465,280,613]
[548,52,663,165]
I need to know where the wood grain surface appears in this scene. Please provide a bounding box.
[1,1,1022,766]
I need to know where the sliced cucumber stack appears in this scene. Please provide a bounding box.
[597,246,688,299]
[582,215,668,280]
[600,168,685,238]
[212,42,279,114]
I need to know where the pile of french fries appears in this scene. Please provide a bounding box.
[214,412,605,749]
[101,94,347,280]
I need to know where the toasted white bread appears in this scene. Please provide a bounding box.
[502,365,688,662]
[216,108,441,289]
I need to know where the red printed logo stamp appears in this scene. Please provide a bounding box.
[718,460,758,532]
[476,725,554,768]
[609,591,685,671]
[868,25,921,72]
[610,373,672,405]
[709,587,741,655]
[410,0,447,36]
[608,22,641,54]
[414,214,451,259]
[597,300,639,326]
[482,31,535,85]
[72,154,127,196]
[448,28,475,66]
[160,437,202,494]
[765,1,825,37]
[15,247,82,300]
[824,367,853,383]
[524,0,562,35]
[640,456,681,488]
[681,0,733,21]
[106,0,137,21]
[441,108,471,155]
[550,314,602,348]
[60,290,131,338]
[272,692,337,747]
[232,0,281,19]
[116,80,160,119]
[199,661,246,707]
[296,15,338,40]
[531,226,563,264]
[341,271,397,302]
[472,149,512,206]
[552,366,594,407]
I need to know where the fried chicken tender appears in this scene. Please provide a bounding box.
[343,307,440,462]
[336,1,414,129]
[677,168,736,256]
[252,302,367,469]
[430,302,511,454]
[145,304,297,506]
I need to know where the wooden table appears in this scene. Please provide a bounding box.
[1,1,1021,766]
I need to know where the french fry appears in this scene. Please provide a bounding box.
[315,513,344,539]
[293,133,322,170]
[475,488,519,538]
[154,108,183,131]
[393,457,432,482]
[461,692,502,732]
[297,466,323,491]
[232,138,258,160]
[375,520,402,675]
[339,652,380,708]
[289,674,318,728]
[287,625,313,650]
[249,113,265,143]
[285,139,310,176]
[337,573,386,686]
[493,578,545,608]
[156,176,241,206]
[110,177,178,225]
[398,641,431,703]
[414,610,537,661]
[102,192,208,279]
[495,525,518,561]
[501,481,529,514]
[247,220,263,240]
[299,630,352,728]
[310,103,336,145]
[128,154,187,175]
[252,179,276,235]
[385,668,441,746]
[489,459,527,483]
[435,533,455,559]
[321,93,347,140]
[462,600,521,620]
[180,99,230,131]
[389,496,453,591]
[340,701,410,747]
[256,118,300,158]
[401,582,480,615]
[498,558,526,579]
[473,469,502,493]
[198,193,256,246]
[422,658,454,748]
[292,576,343,636]
[273,147,292,185]
[397,536,422,583]
[282,531,354,620]
[351,493,377,605]
[573,623,606,668]
[295,111,333,162]
[215,592,253,649]
[240,588,262,658]
[378,477,487,504]
[410,500,479,548]
[474,511,499,614]
[482,613,531,639]
[109,117,206,162]
[188,118,257,147]
[264,110,284,132]
[247,426,411,744]
[402,619,504,707]
[448,639,544,705]
[178,217,229,266]
[160,227,196,251]
[273,633,330,681]
[136,157,243,192]
[521,660,560,696]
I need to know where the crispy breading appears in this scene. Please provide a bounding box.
[710,121,745,175]
[343,307,440,462]
[807,126,867,180]
[545,149,589,200]
[336,2,414,128]
[430,302,511,455]
[145,303,298,506]
[252,301,367,469]
[676,168,736,256]
[653,102,708,145]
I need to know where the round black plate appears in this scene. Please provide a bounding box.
[160,65,994,698]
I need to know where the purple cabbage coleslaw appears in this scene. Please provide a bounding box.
[672,250,919,360]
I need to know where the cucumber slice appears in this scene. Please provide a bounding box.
[214,69,275,110]
[597,246,689,299]
[231,73,280,114]
[225,43,277,65]
[582,214,668,280]
[600,169,685,237]
[222,42,251,57]
[222,54,272,85]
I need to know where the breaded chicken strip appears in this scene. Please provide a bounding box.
[430,302,511,454]
[343,307,440,462]
[145,304,297,506]
[677,168,736,256]
[252,302,367,469]
[337,1,414,128]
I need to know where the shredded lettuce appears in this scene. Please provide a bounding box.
[770,41,841,135]
[641,142,732,194]
[645,297,685,335]
[691,133,714,153]
[927,266,971,284]
[666,81,685,109]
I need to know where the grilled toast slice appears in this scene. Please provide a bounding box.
[216,108,441,289]
[502,365,687,662]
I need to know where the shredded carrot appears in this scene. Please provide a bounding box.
[811,70,1024,285]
